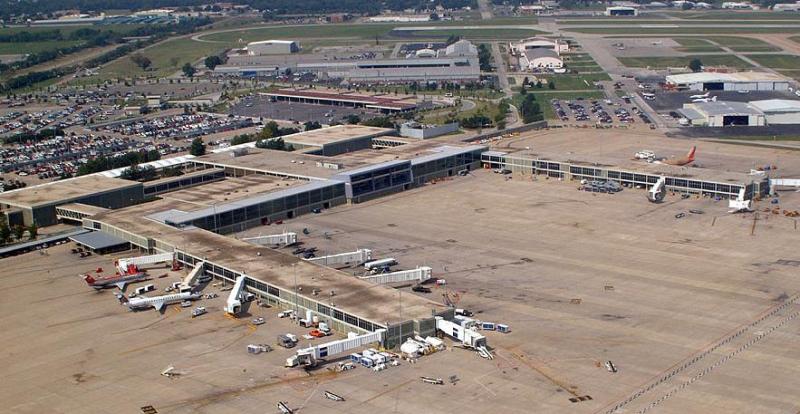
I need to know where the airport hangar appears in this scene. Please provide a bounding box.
[665,72,790,92]
[0,125,771,349]
[679,99,800,127]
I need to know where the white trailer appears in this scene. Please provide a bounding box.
[359,266,432,284]
[287,329,386,368]
[116,252,175,274]
[241,232,297,246]
[305,248,372,267]
[435,316,492,359]
[224,275,255,315]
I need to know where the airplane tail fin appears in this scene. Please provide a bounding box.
[83,274,96,285]
[115,293,129,304]
[687,146,696,162]
[711,96,717,102]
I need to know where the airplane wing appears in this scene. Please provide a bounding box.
[153,301,165,311]
[115,281,127,290]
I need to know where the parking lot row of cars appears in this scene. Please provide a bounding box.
[0,105,107,136]
[551,97,652,126]
[99,114,253,140]
[1,133,182,178]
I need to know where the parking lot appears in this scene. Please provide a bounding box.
[550,96,653,126]
[229,95,383,125]
[97,113,254,140]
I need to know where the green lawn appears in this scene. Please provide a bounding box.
[672,38,723,52]
[201,21,545,45]
[0,24,144,36]
[0,40,84,55]
[99,37,225,78]
[391,28,544,40]
[567,27,800,35]
[665,11,800,20]
[540,73,611,90]
[702,36,781,52]
[619,55,753,69]
[745,54,800,69]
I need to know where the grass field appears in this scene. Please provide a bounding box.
[389,28,544,40]
[541,73,611,90]
[673,38,724,52]
[99,37,225,78]
[745,54,800,69]
[619,55,753,69]
[201,24,544,44]
[0,40,84,55]
[665,11,800,20]
[703,36,781,52]
[561,19,800,25]
[567,27,800,35]
[0,24,145,36]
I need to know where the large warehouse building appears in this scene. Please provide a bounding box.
[679,99,800,126]
[749,99,800,124]
[665,72,790,92]
[510,36,570,55]
[245,40,300,55]
[679,101,767,127]
[605,6,638,15]
[519,49,564,70]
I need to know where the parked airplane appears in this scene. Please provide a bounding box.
[84,272,148,290]
[654,146,696,166]
[324,391,345,402]
[692,96,717,103]
[117,290,200,311]
[689,92,710,100]
[277,402,293,414]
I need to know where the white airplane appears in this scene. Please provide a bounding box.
[324,391,345,402]
[277,402,293,414]
[692,96,716,103]
[117,291,200,311]
[689,92,709,99]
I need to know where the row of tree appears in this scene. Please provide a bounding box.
[76,149,161,176]
[0,220,37,245]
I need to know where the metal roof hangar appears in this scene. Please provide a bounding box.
[666,72,790,92]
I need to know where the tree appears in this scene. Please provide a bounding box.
[520,94,544,124]
[0,223,11,245]
[204,55,222,70]
[429,12,440,21]
[548,80,555,90]
[182,62,196,78]
[345,114,361,124]
[303,121,322,131]
[12,225,25,240]
[445,35,461,46]
[190,137,206,156]
[522,76,529,87]
[689,58,703,73]
[27,223,37,240]
[130,53,151,70]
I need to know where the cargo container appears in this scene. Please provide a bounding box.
[496,324,510,333]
